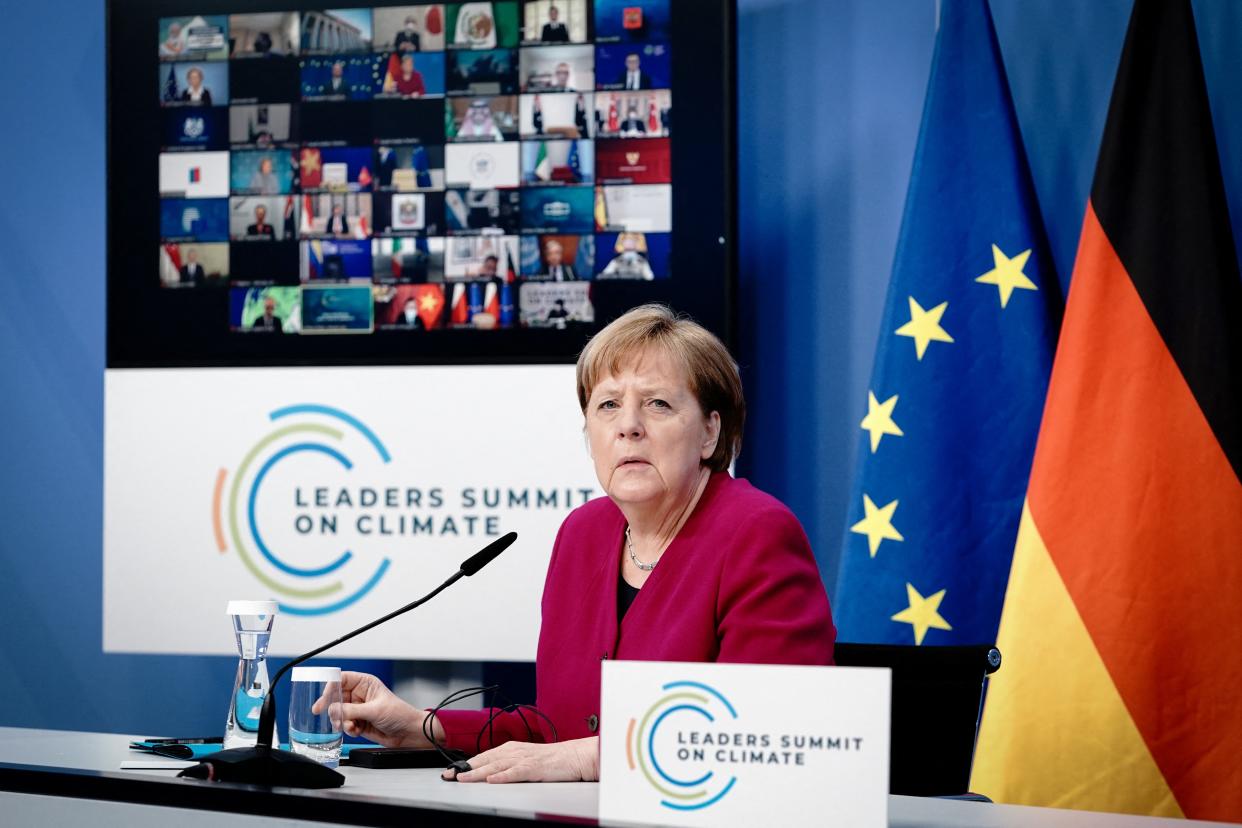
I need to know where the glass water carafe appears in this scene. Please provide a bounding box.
[224,600,278,749]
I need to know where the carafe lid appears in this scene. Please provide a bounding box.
[226,600,278,616]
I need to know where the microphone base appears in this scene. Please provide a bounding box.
[179,745,346,789]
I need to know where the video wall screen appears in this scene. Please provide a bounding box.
[109,1,735,366]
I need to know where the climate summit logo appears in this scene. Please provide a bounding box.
[210,404,392,616]
[627,681,739,811]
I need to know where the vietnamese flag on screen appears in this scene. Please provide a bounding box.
[971,0,1242,820]
[300,147,323,189]
[412,284,444,329]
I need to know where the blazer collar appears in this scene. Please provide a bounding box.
[599,471,730,645]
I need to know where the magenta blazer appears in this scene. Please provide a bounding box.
[435,472,836,751]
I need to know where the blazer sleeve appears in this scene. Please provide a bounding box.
[431,707,544,753]
[428,516,574,754]
[714,503,836,665]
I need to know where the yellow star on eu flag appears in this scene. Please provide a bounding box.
[894,297,954,360]
[891,583,953,645]
[860,391,903,453]
[975,243,1038,308]
[850,494,903,558]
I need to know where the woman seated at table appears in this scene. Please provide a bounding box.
[336,304,836,782]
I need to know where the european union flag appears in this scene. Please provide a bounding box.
[834,0,1060,646]
[568,139,582,182]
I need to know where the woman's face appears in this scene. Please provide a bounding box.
[188,69,203,88]
[585,348,720,512]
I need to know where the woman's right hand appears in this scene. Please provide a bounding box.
[330,671,440,748]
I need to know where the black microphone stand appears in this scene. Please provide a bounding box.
[180,532,517,789]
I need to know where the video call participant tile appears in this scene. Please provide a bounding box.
[377,143,446,191]
[159,242,229,288]
[231,149,298,195]
[447,48,519,96]
[229,103,299,147]
[374,283,449,330]
[230,57,300,104]
[300,192,374,238]
[444,188,522,235]
[443,235,520,280]
[595,230,669,279]
[300,238,373,282]
[160,197,229,242]
[158,14,228,60]
[372,98,447,144]
[592,0,671,44]
[300,9,373,54]
[159,151,230,198]
[229,12,300,58]
[445,142,521,189]
[373,191,447,235]
[445,2,520,50]
[520,185,595,234]
[520,0,591,45]
[163,106,228,150]
[520,91,593,138]
[300,146,377,192]
[301,284,375,333]
[229,285,300,332]
[595,43,669,91]
[301,55,376,101]
[372,236,446,283]
[595,137,669,184]
[520,140,593,185]
[519,281,593,328]
[593,89,669,137]
[519,44,592,92]
[229,196,298,242]
[372,5,448,53]
[374,51,446,98]
[160,61,228,106]
[519,233,592,280]
[595,183,671,233]
[447,95,520,141]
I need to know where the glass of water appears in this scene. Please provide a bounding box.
[288,666,343,767]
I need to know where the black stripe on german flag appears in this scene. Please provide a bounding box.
[1089,0,1242,482]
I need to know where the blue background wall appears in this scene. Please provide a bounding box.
[1,0,1239,735]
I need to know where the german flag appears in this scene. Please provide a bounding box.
[971,0,1242,820]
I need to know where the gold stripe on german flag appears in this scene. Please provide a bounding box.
[971,0,1242,820]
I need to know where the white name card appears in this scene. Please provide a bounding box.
[599,661,890,827]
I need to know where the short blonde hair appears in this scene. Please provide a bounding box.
[576,304,744,472]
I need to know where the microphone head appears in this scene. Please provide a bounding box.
[460,531,517,576]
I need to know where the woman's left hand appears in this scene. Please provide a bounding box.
[444,737,599,783]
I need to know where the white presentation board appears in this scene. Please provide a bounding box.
[103,365,598,659]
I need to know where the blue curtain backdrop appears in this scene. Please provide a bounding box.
[1,0,1240,734]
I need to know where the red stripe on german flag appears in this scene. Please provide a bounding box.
[1032,204,1242,818]
[973,0,1242,819]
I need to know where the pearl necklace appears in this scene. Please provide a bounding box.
[625,526,657,571]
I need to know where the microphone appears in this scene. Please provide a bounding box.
[180,532,517,789]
